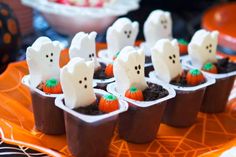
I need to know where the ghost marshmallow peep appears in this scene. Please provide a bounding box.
[144,10,172,47]
[26,37,62,88]
[188,29,219,69]
[60,57,96,109]
[69,31,101,69]
[151,39,182,83]
[113,46,148,95]
[106,18,139,59]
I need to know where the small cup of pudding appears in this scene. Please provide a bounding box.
[22,37,65,135]
[149,39,215,127]
[182,29,236,113]
[107,46,176,143]
[56,57,128,157]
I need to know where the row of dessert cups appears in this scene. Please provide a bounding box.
[23,57,236,157]
[22,75,177,156]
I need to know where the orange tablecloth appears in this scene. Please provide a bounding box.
[0,44,236,157]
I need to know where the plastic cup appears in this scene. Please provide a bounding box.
[182,57,236,113]
[22,75,65,135]
[55,89,128,157]
[107,78,176,143]
[149,71,215,127]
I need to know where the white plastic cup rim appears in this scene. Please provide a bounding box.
[22,75,97,98]
[149,70,216,92]
[55,89,129,123]
[182,56,236,79]
[106,77,176,108]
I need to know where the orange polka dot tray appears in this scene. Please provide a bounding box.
[1,43,236,157]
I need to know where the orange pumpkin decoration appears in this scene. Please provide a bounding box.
[99,94,119,113]
[42,78,62,94]
[125,86,144,101]
[105,63,113,77]
[202,62,218,74]
[186,69,205,86]
[178,39,188,53]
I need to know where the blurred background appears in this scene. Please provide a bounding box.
[0,0,235,73]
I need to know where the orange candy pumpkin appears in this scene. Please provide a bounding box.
[99,94,119,113]
[202,62,218,74]
[125,86,144,101]
[42,78,62,94]
[105,63,113,77]
[178,39,188,53]
[186,69,205,86]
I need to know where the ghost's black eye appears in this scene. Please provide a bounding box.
[173,54,176,58]
[209,44,212,47]
[169,56,172,60]
[51,53,53,56]
[206,46,209,49]
[135,66,138,70]
[161,20,164,24]
[129,30,132,34]
[46,55,49,58]
[89,54,92,58]
[84,77,87,81]
[79,80,82,84]
[138,64,141,69]
[124,31,127,34]
[92,53,94,57]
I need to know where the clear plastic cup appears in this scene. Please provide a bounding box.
[182,57,236,113]
[107,78,176,143]
[22,75,65,135]
[55,89,128,157]
[149,71,215,127]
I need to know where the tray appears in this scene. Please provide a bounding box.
[0,43,236,157]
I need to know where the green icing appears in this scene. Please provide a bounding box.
[178,38,188,45]
[45,78,58,88]
[203,62,213,71]
[104,94,117,101]
[129,86,138,93]
[190,69,201,76]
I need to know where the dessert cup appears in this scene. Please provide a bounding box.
[182,57,236,113]
[149,71,215,127]
[107,78,176,143]
[94,58,115,90]
[22,75,65,135]
[55,89,128,157]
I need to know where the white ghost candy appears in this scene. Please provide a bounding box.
[220,147,236,157]
[188,29,219,68]
[107,17,139,59]
[26,37,62,88]
[144,10,172,47]
[151,39,182,83]
[69,31,100,69]
[114,46,148,95]
[60,57,96,109]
